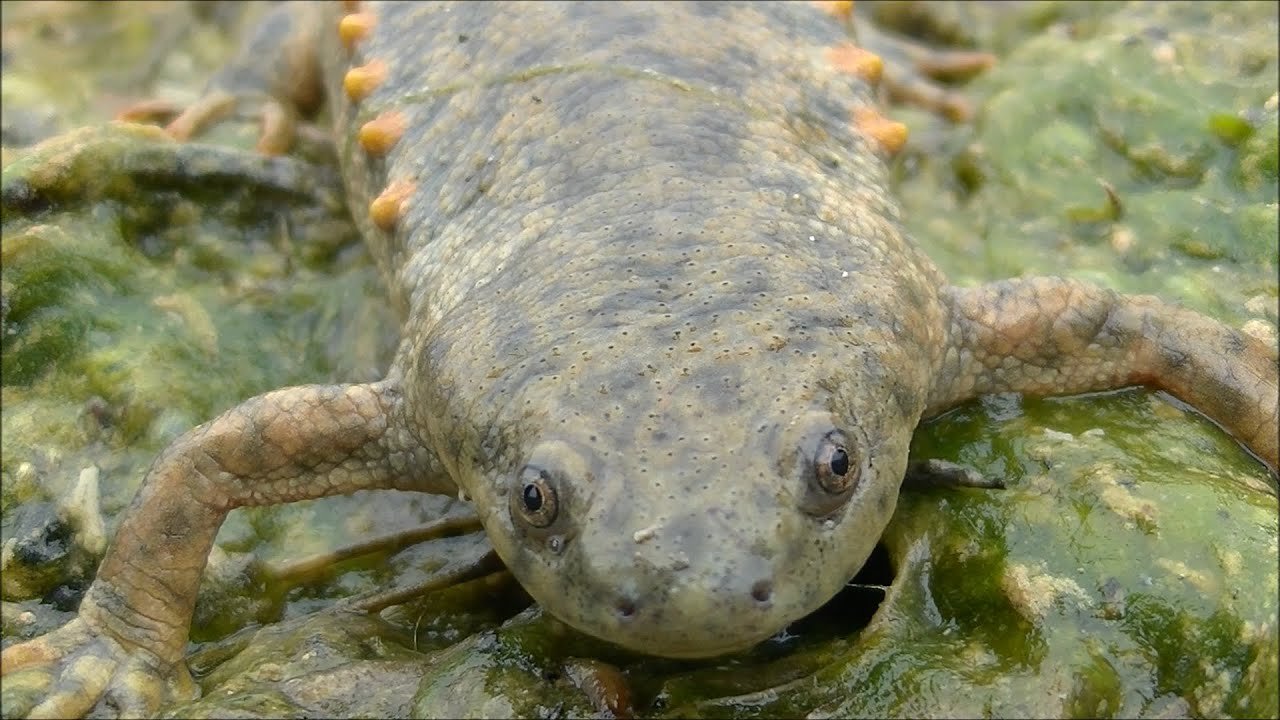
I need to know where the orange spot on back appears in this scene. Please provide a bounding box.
[825,43,883,86]
[358,110,407,156]
[339,11,376,51]
[811,0,854,23]
[370,180,416,232]
[852,106,908,156]
[344,59,388,102]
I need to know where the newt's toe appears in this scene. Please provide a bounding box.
[0,617,194,719]
[163,90,238,142]
[117,89,299,157]
[852,11,996,122]
[115,98,184,126]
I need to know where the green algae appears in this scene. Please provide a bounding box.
[897,1,1280,324]
[902,391,1278,717]
[873,5,1278,714]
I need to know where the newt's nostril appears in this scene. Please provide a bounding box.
[616,597,638,620]
[751,579,774,604]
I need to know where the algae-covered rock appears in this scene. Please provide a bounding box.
[904,1,1279,323]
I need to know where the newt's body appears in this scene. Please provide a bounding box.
[3,2,1277,717]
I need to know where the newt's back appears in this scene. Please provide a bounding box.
[324,1,945,323]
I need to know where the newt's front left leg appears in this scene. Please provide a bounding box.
[931,277,1279,474]
[0,380,451,718]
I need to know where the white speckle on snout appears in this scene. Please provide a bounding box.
[841,271,849,278]
[634,524,661,543]
[823,518,836,531]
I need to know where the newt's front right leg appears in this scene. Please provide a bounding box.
[1,380,450,718]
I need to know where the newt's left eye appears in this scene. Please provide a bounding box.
[800,429,860,517]
[814,431,857,495]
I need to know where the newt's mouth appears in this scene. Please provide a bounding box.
[556,603,780,660]
[530,556,796,660]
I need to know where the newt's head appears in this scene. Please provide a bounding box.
[418,281,927,658]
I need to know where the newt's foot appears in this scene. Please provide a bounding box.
[852,10,996,122]
[117,89,298,156]
[904,459,1005,490]
[0,617,196,719]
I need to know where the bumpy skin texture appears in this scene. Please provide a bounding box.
[2,2,1276,717]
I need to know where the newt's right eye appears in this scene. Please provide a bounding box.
[508,439,589,551]
[516,466,559,528]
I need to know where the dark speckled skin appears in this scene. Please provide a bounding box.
[330,1,946,655]
[2,3,1276,716]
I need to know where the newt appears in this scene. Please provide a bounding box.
[2,2,1277,717]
